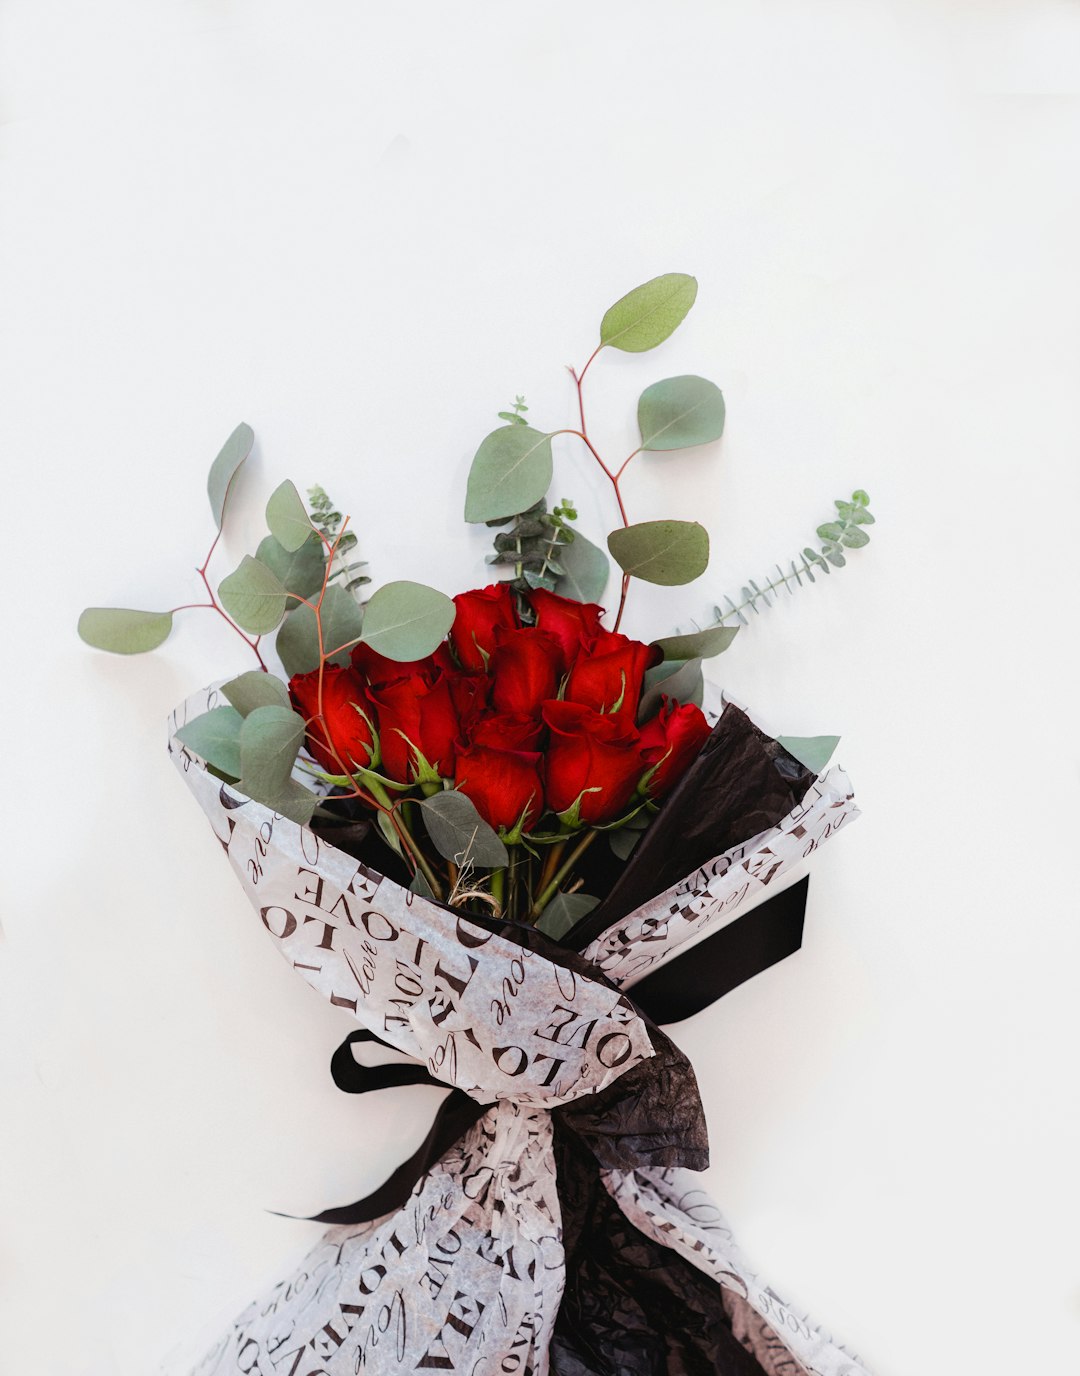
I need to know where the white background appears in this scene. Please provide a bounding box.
[2,3,1079,1373]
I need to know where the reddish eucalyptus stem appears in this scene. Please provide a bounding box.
[561,346,640,631]
[173,531,268,669]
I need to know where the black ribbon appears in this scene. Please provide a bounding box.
[305,877,809,1226]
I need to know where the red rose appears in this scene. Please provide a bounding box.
[351,642,445,688]
[455,745,544,833]
[444,669,489,738]
[528,588,605,668]
[289,665,375,774]
[366,672,460,783]
[450,583,518,671]
[469,711,544,751]
[541,699,645,824]
[489,626,564,719]
[563,627,659,724]
[639,700,712,797]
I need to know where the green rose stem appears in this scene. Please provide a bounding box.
[530,830,599,920]
[490,865,506,913]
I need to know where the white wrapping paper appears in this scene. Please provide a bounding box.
[165,686,870,1376]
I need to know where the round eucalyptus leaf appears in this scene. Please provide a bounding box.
[276,584,364,677]
[207,422,254,530]
[607,520,710,586]
[360,581,455,662]
[78,607,173,654]
[266,479,314,553]
[218,556,288,635]
[233,704,305,803]
[256,533,326,606]
[419,791,508,869]
[776,734,840,774]
[555,531,609,605]
[464,426,553,524]
[653,624,738,661]
[599,274,698,353]
[536,891,599,940]
[221,670,291,716]
[637,375,725,451]
[174,706,244,778]
[638,657,704,721]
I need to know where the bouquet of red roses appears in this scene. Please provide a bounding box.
[285,581,713,932]
[81,276,873,1376]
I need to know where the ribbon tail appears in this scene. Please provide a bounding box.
[629,877,809,1025]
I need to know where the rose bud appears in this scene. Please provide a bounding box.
[289,665,376,774]
[455,745,545,834]
[639,699,712,797]
[366,671,460,783]
[469,711,544,751]
[541,699,646,825]
[528,588,605,669]
[563,627,660,724]
[450,583,519,671]
[489,626,564,719]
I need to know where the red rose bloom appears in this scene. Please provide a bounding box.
[541,699,645,824]
[289,665,375,774]
[455,745,544,833]
[443,669,489,739]
[528,588,605,668]
[489,626,564,719]
[450,583,518,671]
[366,672,460,783]
[563,627,659,724]
[639,699,712,797]
[469,711,544,751]
[351,642,445,688]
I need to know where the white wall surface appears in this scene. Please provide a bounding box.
[2,3,1079,1373]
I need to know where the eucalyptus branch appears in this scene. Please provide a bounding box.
[713,490,875,627]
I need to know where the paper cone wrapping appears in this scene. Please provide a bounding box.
[166,686,869,1376]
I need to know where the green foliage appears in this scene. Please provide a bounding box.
[175,706,244,778]
[307,485,370,595]
[653,625,738,662]
[276,584,364,676]
[237,705,315,825]
[714,490,875,627]
[555,527,609,604]
[266,479,314,552]
[359,580,455,661]
[638,657,704,721]
[608,519,710,586]
[497,395,529,426]
[419,791,509,868]
[255,533,326,607]
[221,670,291,716]
[637,375,725,452]
[77,607,173,654]
[464,425,554,523]
[218,555,288,635]
[485,496,592,598]
[600,274,698,353]
[536,891,599,940]
[207,422,254,530]
[777,734,840,773]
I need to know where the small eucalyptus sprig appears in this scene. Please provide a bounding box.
[308,484,370,597]
[485,496,580,598]
[713,490,875,627]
